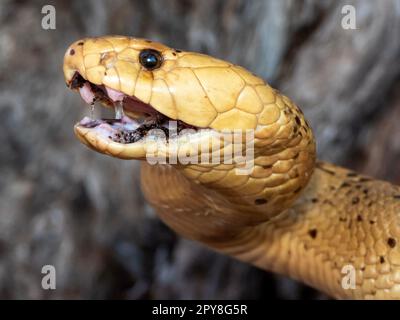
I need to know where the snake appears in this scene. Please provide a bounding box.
[63,35,400,299]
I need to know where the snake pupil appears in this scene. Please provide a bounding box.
[139,49,162,70]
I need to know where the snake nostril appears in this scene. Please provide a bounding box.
[69,48,75,55]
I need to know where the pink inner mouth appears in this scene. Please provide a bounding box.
[77,76,158,116]
[69,72,197,144]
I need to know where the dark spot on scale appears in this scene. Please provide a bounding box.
[294,187,302,194]
[363,189,369,195]
[352,197,360,204]
[70,49,75,55]
[380,256,385,264]
[388,238,396,248]
[355,185,362,190]
[356,215,363,222]
[175,49,182,53]
[145,40,152,43]
[394,195,400,199]
[263,165,272,169]
[341,182,351,188]
[311,198,318,203]
[369,220,375,224]
[255,198,267,205]
[317,165,336,176]
[323,199,334,206]
[339,217,347,222]
[347,172,358,177]
[361,266,365,271]
[308,229,317,239]
[172,52,177,56]
[345,189,353,196]
[295,116,301,126]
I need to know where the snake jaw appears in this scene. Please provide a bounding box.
[67,71,209,159]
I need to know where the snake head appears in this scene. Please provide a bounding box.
[63,36,308,167]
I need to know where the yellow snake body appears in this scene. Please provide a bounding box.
[63,36,400,299]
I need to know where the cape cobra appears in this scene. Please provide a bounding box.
[63,35,400,299]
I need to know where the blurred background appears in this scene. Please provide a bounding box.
[0,0,399,299]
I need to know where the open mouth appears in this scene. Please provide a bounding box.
[70,72,198,144]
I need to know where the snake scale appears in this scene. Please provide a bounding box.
[63,36,400,299]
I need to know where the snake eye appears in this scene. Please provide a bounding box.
[139,49,163,70]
